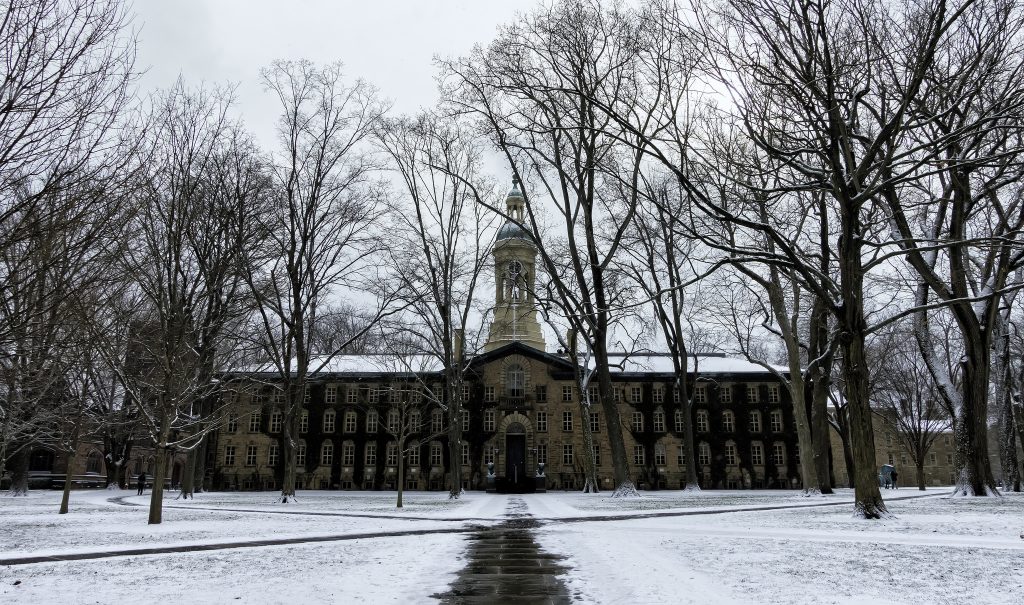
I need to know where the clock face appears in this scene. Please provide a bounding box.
[507,260,523,276]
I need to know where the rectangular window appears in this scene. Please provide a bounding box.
[655,445,666,466]
[588,386,599,404]
[768,385,780,404]
[344,412,357,433]
[302,387,310,405]
[269,410,283,433]
[749,412,762,433]
[592,443,601,466]
[672,386,680,404]
[248,411,261,433]
[773,443,786,465]
[537,444,547,465]
[387,442,398,466]
[631,386,642,404]
[346,386,358,404]
[653,412,665,432]
[365,442,377,465]
[719,385,732,403]
[562,411,573,432]
[747,384,760,403]
[296,443,306,466]
[751,442,763,465]
[722,412,735,433]
[224,445,236,466]
[245,445,257,467]
[342,442,354,466]
[268,443,280,466]
[674,410,684,433]
[535,385,547,403]
[368,387,379,404]
[484,409,496,431]
[484,386,496,402]
[272,391,285,406]
[323,411,336,433]
[698,443,711,466]
[322,443,335,466]
[696,410,709,432]
[929,453,937,465]
[431,410,443,434]
[299,410,309,434]
[461,410,470,432]
[725,443,737,465]
[227,414,238,434]
[461,443,470,465]
[484,448,494,465]
[536,411,548,432]
[694,385,707,404]
[589,412,600,433]
[462,384,470,402]
[409,443,420,466]
[326,385,338,404]
[632,411,644,432]
[677,445,686,467]
[366,410,378,433]
[770,410,783,433]
[562,385,573,402]
[633,444,645,465]
[430,443,443,466]
[653,387,664,404]
[562,444,574,465]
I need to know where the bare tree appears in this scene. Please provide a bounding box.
[0,0,136,492]
[442,0,654,496]
[375,110,496,499]
[871,324,953,491]
[244,60,393,503]
[106,82,265,523]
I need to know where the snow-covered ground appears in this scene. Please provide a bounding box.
[1,488,1022,604]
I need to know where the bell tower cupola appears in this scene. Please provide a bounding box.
[484,179,546,352]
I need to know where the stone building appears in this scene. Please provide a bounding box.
[209,183,806,492]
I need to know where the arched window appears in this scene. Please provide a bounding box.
[750,442,764,466]
[387,408,400,433]
[296,441,307,467]
[722,410,735,433]
[430,441,443,466]
[653,408,666,432]
[343,410,357,433]
[322,409,336,433]
[342,441,355,465]
[506,364,525,397]
[409,410,421,431]
[431,409,443,433]
[320,441,334,466]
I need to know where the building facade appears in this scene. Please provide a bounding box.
[208,183,806,492]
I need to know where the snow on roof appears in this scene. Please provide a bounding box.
[600,354,788,375]
[242,352,783,377]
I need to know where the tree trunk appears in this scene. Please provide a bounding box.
[915,461,926,491]
[192,435,208,493]
[593,336,634,496]
[579,398,599,493]
[999,394,1021,492]
[180,446,198,499]
[397,437,405,509]
[811,380,834,494]
[148,422,171,525]
[952,342,999,496]
[447,379,462,499]
[838,208,886,518]
[8,448,29,496]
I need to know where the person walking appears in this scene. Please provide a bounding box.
[891,469,899,490]
[137,471,147,495]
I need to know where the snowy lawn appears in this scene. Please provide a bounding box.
[2,487,1022,604]
[534,489,1024,605]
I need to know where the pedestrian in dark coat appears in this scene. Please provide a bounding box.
[137,472,147,495]
[891,470,899,490]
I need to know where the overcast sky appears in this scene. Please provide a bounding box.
[132,0,536,147]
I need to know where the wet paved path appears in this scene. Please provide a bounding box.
[434,497,571,604]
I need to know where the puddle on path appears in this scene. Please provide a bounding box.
[434,497,572,604]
